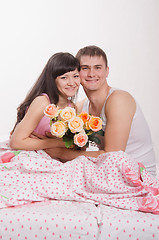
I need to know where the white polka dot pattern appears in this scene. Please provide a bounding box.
[0,140,159,239]
[0,201,99,240]
[0,141,159,214]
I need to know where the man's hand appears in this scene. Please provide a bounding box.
[30,132,46,139]
[45,131,54,138]
[45,147,68,163]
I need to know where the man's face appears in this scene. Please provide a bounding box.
[79,55,109,91]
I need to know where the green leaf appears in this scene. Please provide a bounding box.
[0,194,9,199]
[64,139,74,148]
[85,130,93,136]
[85,142,89,148]
[140,167,145,173]
[13,150,21,156]
[93,137,101,144]
[96,129,104,136]
[88,135,101,144]
[50,119,52,126]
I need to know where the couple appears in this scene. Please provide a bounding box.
[10,45,156,176]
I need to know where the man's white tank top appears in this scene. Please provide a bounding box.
[82,88,156,176]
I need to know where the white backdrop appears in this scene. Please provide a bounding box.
[0,0,159,161]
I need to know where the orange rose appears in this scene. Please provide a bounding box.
[50,121,67,137]
[74,130,88,147]
[84,121,90,130]
[88,116,102,132]
[78,112,90,124]
[44,104,59,119]
[60,107,76,121]
[68,116,84,133]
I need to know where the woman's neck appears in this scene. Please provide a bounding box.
[57,96,72,109]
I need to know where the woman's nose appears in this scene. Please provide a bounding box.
[67,77,74,85]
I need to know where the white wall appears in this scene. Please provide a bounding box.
[0,0,159,161]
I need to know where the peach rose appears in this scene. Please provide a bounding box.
[88,116,102,132]
[50,121,67,137]
[68,116,84,133]
[60,107,76,121]
[78,112,90,124]
[44,104,59,119]
[74,130,88,147]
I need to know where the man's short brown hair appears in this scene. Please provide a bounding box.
[76,45,108,67]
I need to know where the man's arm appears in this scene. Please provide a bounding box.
[45,147,104,162]
[104,90,136,152]
[30,131,104,162]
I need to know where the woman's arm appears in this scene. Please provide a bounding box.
[10,96,64,150]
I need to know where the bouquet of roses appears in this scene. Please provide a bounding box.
[44,104,104,148]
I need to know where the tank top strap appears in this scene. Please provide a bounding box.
[102,87,118,110]
[106,87,118,99]
[41,93,51,103]
[82,87,118,114]
[82,98,89,112]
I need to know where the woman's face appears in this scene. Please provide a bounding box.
[56,69,80,98]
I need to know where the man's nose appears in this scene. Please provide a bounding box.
[88,68,95,77]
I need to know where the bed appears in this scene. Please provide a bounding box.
[0,138,159,240]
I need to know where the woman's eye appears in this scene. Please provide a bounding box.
[61,76,67,80]
[74,75,79,78]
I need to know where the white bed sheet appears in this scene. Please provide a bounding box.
[98,204,159,240]
[0,200,100,240]
[1,199,159,240]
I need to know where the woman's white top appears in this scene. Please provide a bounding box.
[82,88,156,176]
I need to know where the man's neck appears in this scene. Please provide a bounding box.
[84,85,111,116]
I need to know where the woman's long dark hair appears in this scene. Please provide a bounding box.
[14,52,80,128]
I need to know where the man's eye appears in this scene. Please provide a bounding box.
[81,67,88,70]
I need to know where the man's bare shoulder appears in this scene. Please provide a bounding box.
[76,98,87,114]
[108,89,135,103]
[106,89,136,114]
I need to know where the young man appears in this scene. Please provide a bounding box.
[45,45,156,176]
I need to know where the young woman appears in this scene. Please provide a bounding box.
[10,52,80,151]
